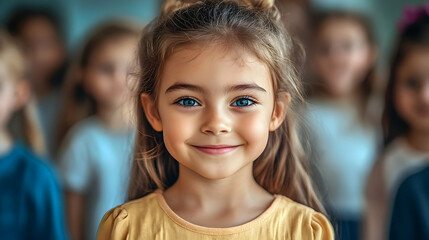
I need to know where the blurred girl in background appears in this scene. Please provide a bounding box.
[0,31,67,240]
[365,6,429,240]
[7,8,68,158]
[57,22,138,240]
[304,11,381,240]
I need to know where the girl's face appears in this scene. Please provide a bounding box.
[19,17,65,84]
[313,18,373,97]
[394,47,429,132]
[83,37,137,110]
[142,44,287,180]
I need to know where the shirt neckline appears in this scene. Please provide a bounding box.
[154,189,281,235]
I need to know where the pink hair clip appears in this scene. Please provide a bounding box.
[398,4,429,32]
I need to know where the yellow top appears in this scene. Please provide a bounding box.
[97,190,334,239]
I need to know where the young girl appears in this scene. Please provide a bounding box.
[57,22,138,240]
[7,8,67,158]
[0,31,67,239]
[365,6,429,240]
[304,11,380,240]
[98,0,334,239]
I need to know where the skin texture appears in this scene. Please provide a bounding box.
[18,17,65,97]
[0,62,29,154]
[394,47,429,151]
[312,18,374,99]
[66,36,137,240]
[141,44,289,228]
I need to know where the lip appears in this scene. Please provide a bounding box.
[192,145,241,155]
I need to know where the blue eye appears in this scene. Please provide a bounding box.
[231,98,256,107]
[176,98,200,107]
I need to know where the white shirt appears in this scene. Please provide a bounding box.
[58,116,134,240]
[382,137,429,198]
[305,98,380,217]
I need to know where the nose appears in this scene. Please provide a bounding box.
[200,106,232,135]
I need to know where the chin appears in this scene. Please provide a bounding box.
[195,167,240,180]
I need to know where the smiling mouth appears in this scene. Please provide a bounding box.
[192,145,241,155]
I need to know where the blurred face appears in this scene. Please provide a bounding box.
[0,63,19,128]
[83,37,137,110]
[143,44,287,180]
[313,18,373,97]
[395,48,429,132]
[19,17,65,85]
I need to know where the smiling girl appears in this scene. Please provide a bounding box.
[98,0,334,239]
[365,7,429,240]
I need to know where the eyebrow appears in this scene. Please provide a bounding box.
[227,83,267,93]
[165,82,267,94]
[165,83,204,94]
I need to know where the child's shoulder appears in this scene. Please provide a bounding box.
[3,143,59,191]
[63,117,107,146]
[68,116,102,136]
[9,143,52,172]
[100,190,161,223]
[97,191,163,239]
[273,194,316,214]
[272,194,326,222]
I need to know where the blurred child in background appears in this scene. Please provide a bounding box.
[57,22,138,240]
[7,8,67,158]
[365,6,429,240]
[304,11,381,240]
[0,31,68,240]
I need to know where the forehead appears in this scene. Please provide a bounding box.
[20,16,58,38]
[397,47,429,77]
[158,43,273,94]
[89,37,137,62]
[317,18,367,42]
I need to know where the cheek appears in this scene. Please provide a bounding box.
[394,87,414,117]
[86,75,110,99]
[235,111,271,153]
[350,50,371,72]
[314,55,329,73]
[161,110,197,152]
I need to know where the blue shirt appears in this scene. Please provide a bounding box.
[389,165,429,240]
[0,143,68,240]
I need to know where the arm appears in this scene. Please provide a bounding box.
[363,158,388,240]
[58,127,92,239]
[66,191,85,240]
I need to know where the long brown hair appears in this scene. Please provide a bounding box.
[129,0,324,213]
[56,21,139,147]
[383,15,429,146]
[0,31,45,154]
[309,11,378,122]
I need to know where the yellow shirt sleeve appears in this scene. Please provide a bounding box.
[97,208,129,240]
[310,211,335,240]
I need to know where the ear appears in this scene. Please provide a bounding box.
[140,93,163,132]
[13,80,31,110]
[269,92,290,131]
